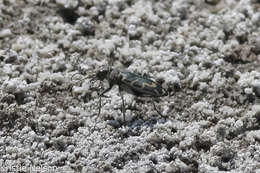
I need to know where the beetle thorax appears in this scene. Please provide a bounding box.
[109,69,122,84]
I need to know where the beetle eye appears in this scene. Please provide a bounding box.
[96,70,107,80]
[156,78,165,85]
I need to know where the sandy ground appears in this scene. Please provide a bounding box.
[0,0,260,172]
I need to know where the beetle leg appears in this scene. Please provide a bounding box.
[119,88,126,124]
[97,85,112,117]
[152,98,166,118]
[99,85,112,97]
[97,94,102,117]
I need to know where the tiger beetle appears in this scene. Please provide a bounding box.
[91,67,169,124]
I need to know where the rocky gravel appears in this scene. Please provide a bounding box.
[0,0,260,172]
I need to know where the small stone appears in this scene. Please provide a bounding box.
[244,88,253,95]
[4,51,17,63]
[75,17,95,36]
[252,81,260,97]
[0,29,12,38]
[56,0,78,9]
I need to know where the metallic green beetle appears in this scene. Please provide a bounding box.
[93,67,168,124]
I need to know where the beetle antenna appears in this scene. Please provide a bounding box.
[71,72,96,84]
[152,98,167,119]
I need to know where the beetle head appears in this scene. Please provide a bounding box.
[95,66,112,81]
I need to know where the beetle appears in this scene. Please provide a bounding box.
[92,67,168,123]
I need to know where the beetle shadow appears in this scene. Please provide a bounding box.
[106,112,169,129]
[131,116,168,129]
